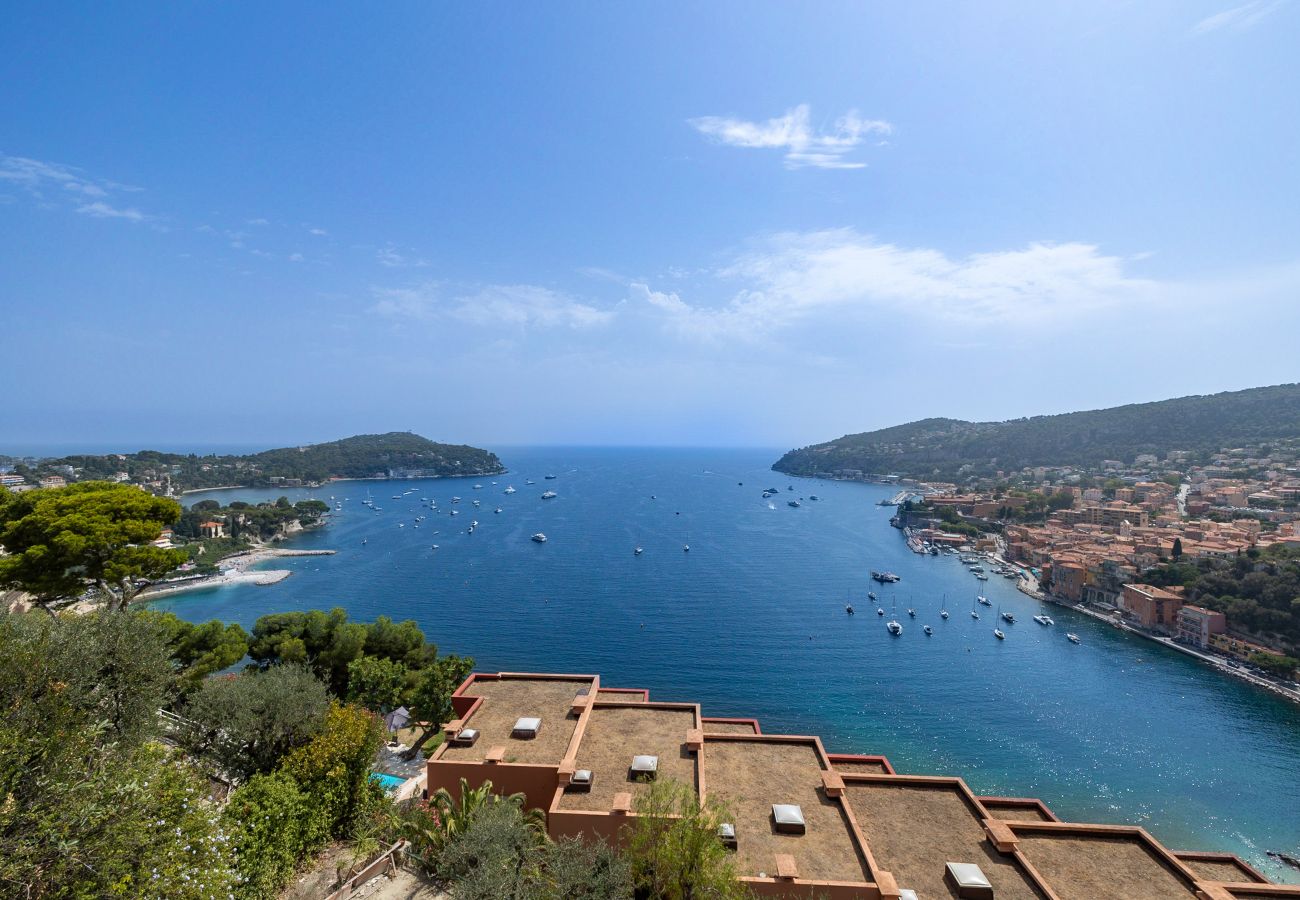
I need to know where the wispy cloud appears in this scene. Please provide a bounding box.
[76,201,147,222]
[373,283,613,329]
[688,105,892,170]
[632,230,1157,339]
[1192,0,1286,34]
[0,153,154,222]
[376,245,428,268]
[308,226,328,236]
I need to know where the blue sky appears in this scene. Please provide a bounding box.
[2,2,1298,451]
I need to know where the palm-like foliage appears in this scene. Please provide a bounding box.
[402,777,546,862]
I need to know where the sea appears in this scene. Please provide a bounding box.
[154,446,1300,880]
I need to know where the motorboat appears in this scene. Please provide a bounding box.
[787,499,801,508]
[923,625,933,636]
[845,604,854,615]
[1067,633,1081,644]
[876,607,885,616]
[907,608,916,618]
[1001,611,1016,624]
[886,619,903,636]
[977,596,992,606]
[531,533,547,543]
[994,629,1006,640]
[545,474,558,480]
[1033,615,1052,626]
[635,546,644,556]
[683,544,690,552]
[504,486,516,493]
[940,610,949,620]
[494,507,503,514]
[541,490,557,499]
[868,591,877,600]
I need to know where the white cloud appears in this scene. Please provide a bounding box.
[247,217,270,226]
[377,245,428,268]
[289,252,305,262]
[308,227,328,236]
[689,105,892,170]
[634,229,1157,339]
[1192,0,1286,34]
[373,283,613,329]
[76,201,148,222]
[1,153,155,222]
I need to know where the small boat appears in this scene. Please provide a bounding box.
[868,591,877,600]
[1001,611,1015,624]
[787,499,801,508]
[430,544,439,549]
[886,619,903,636]
[1067,633,1081,644]
[940,610,949,620]
[472,499,481,507]
[494,507,503,514]
[1033,615,1052,626]
[635,546,643,556]
[994,629,1005,640]
[470,520,479,527]
[545,474,558,480]
[971,610,980,619]
[876,607,885,616]
[450,510,459,517]
[473,484,483,490]
[451,497,461,503]
[976,573,989,581]
[398,523,404,528]
[504,485,516,493]
[683,544,690,552]
[923,625,933,636]
[809,494,820,501]
[542,490,558,499]
[526,479,536,485]
[977,596,991,606]
[907,608,916,618]
[361,539,367,545]
[846,604,855,615]
[531,533,547,543]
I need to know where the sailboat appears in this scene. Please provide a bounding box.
[940,595,949,620]
[970,596,980,620]
[923,624,933,636]
[994,628,1006,640]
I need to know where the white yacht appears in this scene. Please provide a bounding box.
[635,546,644,556]
[886,619,903,636]
[541,490,557,499]
[923,625,933,636]
[994,629,1006,640]
[1067,633,1081,644]
[531,532,547,543]
[504,485,517,494]
[1033,614,1053,626]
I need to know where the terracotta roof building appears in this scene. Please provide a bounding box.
[427,671,1296,899]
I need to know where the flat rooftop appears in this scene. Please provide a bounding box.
[558,704,698,812]
[439,676,592,765]
[702,719,758,735]
[596,688,645,703]
[1015,831,1198,900]
[1175,853,1266,884]
[979,797,1057,823]
[842,781,1044,900]
[702,738,869,884]
[830,758,890,776]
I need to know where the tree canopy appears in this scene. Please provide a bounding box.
[0,481,184,613]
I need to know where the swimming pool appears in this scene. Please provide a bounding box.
[370,772,406,793]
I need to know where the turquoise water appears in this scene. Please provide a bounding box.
[157,447,1300,879]
[370,772,406,793]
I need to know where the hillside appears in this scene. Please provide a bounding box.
[15,432,505,492]
[773,383,1300,482]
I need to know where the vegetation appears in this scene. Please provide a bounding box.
[176,496,329,543]
[1144,543,1300,653]
[773,382,1300,481]
[0,610,237,900]
[0,481,185,613]
[626,779,747,900]
[9,432,504,493]
[182,664,332,779]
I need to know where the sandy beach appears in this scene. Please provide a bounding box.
[135,548,336,601]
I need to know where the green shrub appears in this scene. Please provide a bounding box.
[223,772,310,899]
[624,780,747,900]
[435,801,547,899]
[535,837,633,900]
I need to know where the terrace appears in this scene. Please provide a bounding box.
[978,796,1059,823]
[1014,829,1200,900]
[438,676,593,765]
[558,703,698,812]
[1174,852,1269,885]
[844,779,1045,898]
[701,737,869,884]
[702,718,760,735]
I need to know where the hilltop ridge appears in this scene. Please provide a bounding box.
[773,383,1300,482]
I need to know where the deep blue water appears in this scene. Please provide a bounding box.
[157,447,1300,879]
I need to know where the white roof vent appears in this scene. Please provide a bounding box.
[945,862,993,898]
[630,754,659,780]
[512,716,541,738]
[771,803,806,834]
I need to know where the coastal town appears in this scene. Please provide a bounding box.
[852,440,1300,691]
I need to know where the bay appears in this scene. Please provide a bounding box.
[156,446,1300,880]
